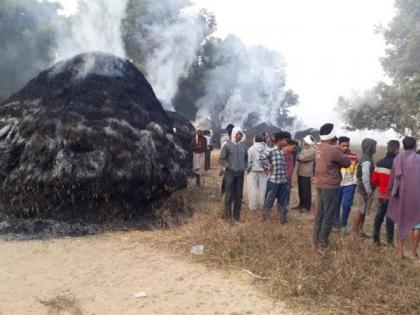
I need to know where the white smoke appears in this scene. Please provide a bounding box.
[131,0,206,109]
[55,0,128,61]
[196,35,292,129]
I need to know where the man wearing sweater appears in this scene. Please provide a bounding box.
[371,140,400,246]
[335,136,358,233]
[313,123,351,254]
[219,127,247,222]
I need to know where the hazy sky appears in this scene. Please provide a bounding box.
[192,0,397,142]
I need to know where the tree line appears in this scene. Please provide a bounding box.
[337,0,419,138]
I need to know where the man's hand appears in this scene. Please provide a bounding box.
[264,168,273,176]
[219,168,224,176]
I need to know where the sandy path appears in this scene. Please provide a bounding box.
[0,232,292,315]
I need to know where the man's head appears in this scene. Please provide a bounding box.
[284,139,298,154]
[320,123,336,144]
[273,131,292,149]
[226,124,234,137]
[402,137,416,151]
[197,130,203,136]
[254,134,264,143]
[235,132,243,142]
[231,126,244,143]
[303,135,315,147]
[338,136,350,153]
[361,138,377,155]
[262,131,270,144]
[387,140,400,155]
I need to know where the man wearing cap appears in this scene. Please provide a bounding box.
[313,123,351,254]
[293,135,316,212]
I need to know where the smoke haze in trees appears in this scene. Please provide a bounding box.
[195,35,295,130]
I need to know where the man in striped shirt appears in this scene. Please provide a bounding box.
[335,136,358,233]
[371,140,400,246]
[259,131,290,223]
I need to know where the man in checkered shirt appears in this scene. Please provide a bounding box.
[259,131,291,223]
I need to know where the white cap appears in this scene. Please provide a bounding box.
[303,135,315,145]
[319,128,336,141]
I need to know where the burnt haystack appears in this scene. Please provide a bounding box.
[165,111,195,173]
[0,52,190,222]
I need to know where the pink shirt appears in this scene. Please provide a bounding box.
[284,152,294,182]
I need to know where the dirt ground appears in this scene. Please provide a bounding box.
[0,231,294,315]
[0,147,408,315]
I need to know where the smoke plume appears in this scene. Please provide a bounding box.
[129,0,206,109]
[195,35,293,129]
[55,0,128,61]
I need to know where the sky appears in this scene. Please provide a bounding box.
[191,0,397,143]
[58,0,398,143]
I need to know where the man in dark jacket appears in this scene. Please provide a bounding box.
[192,130,207,186]
[371,140,400,246]
[313,123,351,254]
[219,126,247,222]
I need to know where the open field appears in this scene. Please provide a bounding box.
[0,148,419,315]
[154,149,420,314]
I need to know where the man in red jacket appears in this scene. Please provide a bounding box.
[371,140,400,246]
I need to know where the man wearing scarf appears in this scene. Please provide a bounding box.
[313,123,351,254]
[387,137,420,259]
[219,127,247,222]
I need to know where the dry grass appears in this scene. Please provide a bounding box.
[38,293,82,315]
[149,151,420,315]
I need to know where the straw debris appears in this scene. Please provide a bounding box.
[39,294,82,315]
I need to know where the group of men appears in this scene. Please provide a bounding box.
[217,125,298,224]
[310,124,420,258]
[192,122,420,258]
